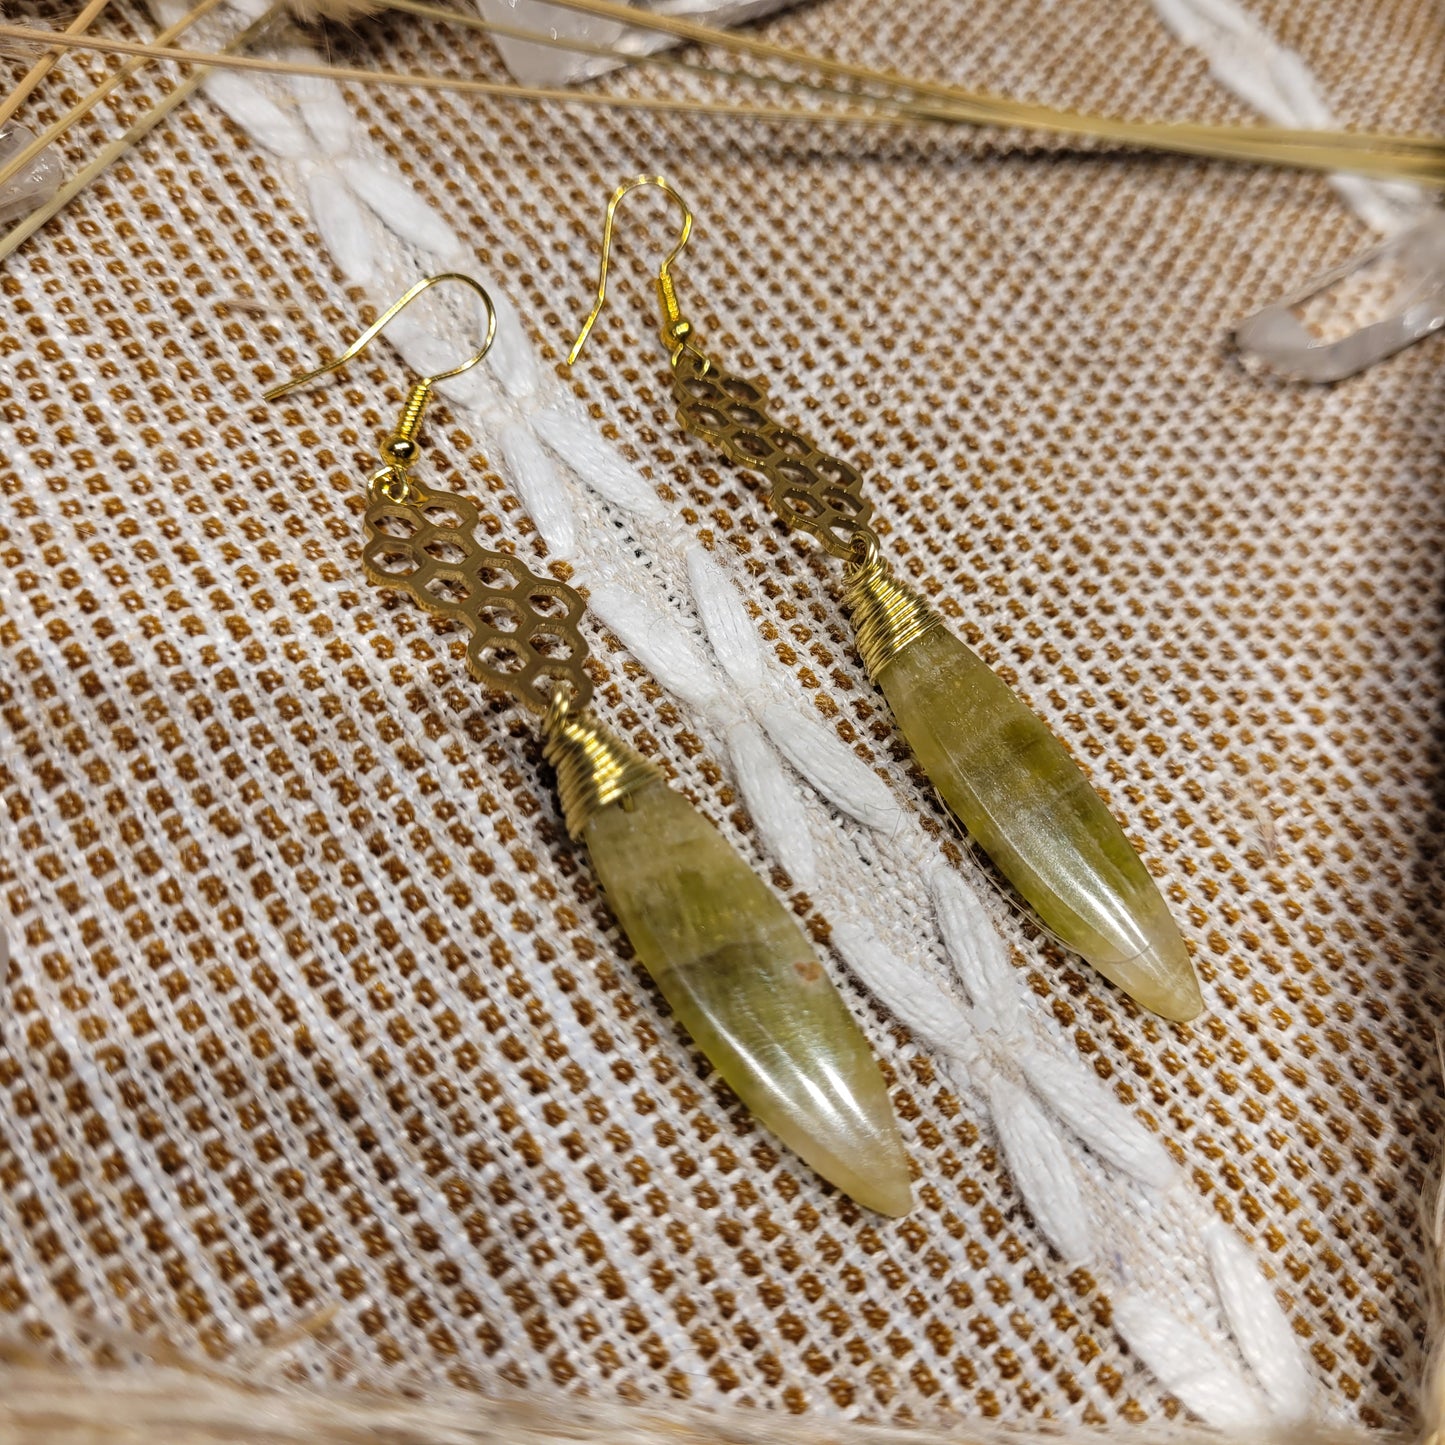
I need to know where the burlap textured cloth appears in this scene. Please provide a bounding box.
[1,0,1442,1433]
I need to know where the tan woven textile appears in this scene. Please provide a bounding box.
[1,0,1442,1433]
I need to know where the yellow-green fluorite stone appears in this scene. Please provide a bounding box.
[583,779,912,1215]
[877,627,1203,1022]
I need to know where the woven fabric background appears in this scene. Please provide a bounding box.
[1,0,1443,1432]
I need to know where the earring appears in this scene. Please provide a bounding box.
[264,274,913,1216]
[568,180,1203,1025]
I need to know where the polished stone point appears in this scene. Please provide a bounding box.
[583,778,913,1215]
[0,124,63,230]
[877,627,1204,1022]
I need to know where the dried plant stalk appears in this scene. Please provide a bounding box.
[284,0,387,15]
[0,19,1441,186]
[0,1348,1404,1445]
[1421,1087,1445,1445]
[0,25,982,131]
[384,0,1445,171]
[0,0,113,127]
[377,0,1445,169]
[0,0,226,189]
[0,4,284,261]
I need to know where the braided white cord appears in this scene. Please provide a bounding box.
[1147,0,1431,235]
[132,0,1321,1422]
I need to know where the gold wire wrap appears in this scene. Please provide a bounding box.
[844,557,945,681]
[542,696,662,838]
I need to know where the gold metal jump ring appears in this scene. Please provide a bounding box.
[849,529,881,573]
[370,464,414,503]
[671,340,713,376]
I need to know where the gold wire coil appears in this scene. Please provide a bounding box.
[382,378,434,465]
[542,695,662,838]
[844,555,944,681]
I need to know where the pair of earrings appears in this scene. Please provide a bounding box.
[265,180,1202,1214]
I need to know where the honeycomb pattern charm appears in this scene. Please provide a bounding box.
[362,483,592,714]
[671,354,875,561]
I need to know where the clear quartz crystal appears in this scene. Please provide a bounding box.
[1235,212,1445,381]
[476,0,798,85]
[0,123,63,230]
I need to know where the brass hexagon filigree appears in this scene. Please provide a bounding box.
[362,483,592,715]
[670,356,875,562]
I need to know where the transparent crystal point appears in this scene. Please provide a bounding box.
[0,123,63,230]
[1235,212,1445,381]
[475,0,800,85]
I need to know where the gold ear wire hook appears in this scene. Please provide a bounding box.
[566,175,697,366]
[263,273,498,478]
[264,273,499,400]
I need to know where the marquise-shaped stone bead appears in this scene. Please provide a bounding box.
[875,627,1203,1022]
[583,778,912,1215]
